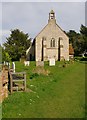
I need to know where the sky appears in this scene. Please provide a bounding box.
[85,1,87,26]
[0,1,86,45]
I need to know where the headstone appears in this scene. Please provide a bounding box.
[24,61,30,66]
[12,62,15,72]
[82,53,85,58]
[49,59,55,66]
[6,62,8,66]
[4,61,5,65]
[36,61,44,66]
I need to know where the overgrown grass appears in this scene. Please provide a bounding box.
[2,61,85,118]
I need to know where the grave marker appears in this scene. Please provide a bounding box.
[12,62,15,73]
[49,59,55,66]
[6,62,8,66]
[4,61,5,65]
[36,61,44,66]
[24,61,30,66]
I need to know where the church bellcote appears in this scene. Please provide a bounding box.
[48,10,56,23]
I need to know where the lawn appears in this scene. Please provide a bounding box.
[2,61,85,118]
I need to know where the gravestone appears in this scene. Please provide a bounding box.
[36,61,44,66]
[6,62,8,66]
[49,59,55,66]
[12,62,15,73]
[4,61,5,65]
[24,61,30,66]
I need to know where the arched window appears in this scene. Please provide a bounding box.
[50,38,55,47]
[51,39,53,47]
[53,39,55,47]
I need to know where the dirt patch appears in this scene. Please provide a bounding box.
[33,66,50,76]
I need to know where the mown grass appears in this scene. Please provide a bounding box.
[2,61,85,118]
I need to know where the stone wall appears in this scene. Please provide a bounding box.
[0,67,8,103]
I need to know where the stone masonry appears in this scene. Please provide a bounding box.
[26,10,69,61]
[0,66,8,103]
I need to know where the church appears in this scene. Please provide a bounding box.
[26,10,70,61]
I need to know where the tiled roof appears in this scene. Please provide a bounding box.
[69,44,74,55]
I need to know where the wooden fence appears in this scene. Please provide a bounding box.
[0,65,26,103]
[9,71,26,94]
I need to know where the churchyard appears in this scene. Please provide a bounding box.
[2,60,85,118]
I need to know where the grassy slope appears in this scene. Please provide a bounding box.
[2,61,85,118]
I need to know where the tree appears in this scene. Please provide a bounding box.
[0,45,11,62]
[67,30,78,44]
[67,25,87,56]
[80,24,87,54]
[67,30,81,56]
[3,29,31,61]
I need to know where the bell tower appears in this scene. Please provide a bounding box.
[48,10,56,23]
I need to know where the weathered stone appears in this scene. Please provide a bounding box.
[26,10,69,62]
[0,68,8,103]
[36,61,44,66]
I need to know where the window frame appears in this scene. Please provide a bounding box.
[50,38,55,48]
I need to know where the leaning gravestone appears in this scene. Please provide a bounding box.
[36,61,44,67]
[49,58,55,66]
[12,62,15,72]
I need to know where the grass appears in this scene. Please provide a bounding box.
[2,61,85,118]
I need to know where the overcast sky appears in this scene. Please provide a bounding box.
[0,1,86,45]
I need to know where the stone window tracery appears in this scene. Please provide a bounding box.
[50,38,55,47]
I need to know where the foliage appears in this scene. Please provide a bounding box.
[80,24,87,53]
[0,45,11,62]
[3,29,31,61]
[67,24,87,56]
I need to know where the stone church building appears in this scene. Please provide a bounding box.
[26,10,69,61]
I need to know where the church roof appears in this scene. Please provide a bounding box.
[69,44,74,55]
[33,10,69,42]
[33,22,69,42]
